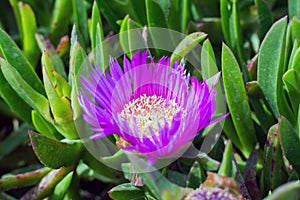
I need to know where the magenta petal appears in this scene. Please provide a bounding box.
[79,50,228,163]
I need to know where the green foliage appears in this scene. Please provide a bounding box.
[0,0,300,199]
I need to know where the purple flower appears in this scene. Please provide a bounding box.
[184,172,243,200]
[184,186,243,200]
[79,51,227,163]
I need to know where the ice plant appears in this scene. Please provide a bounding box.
[79,50,226,163]
[184,172,244,200]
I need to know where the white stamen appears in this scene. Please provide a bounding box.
[120,94,184,139]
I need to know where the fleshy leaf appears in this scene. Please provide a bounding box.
[269,181,300,200]
[49,0,72,44]
[255,0,273,40]
[19,2,39,67]
[0,58,52,123]
[31,110,62,140]
[36,34,67,79]
[49,172,74,200]
[0,28,45,95]
[21,165,75,200]
[29,131,83,169]
[146,0,168,28]
[72,0,89,47]
[288,0,300,19]
[260,124,287,196]
[127,155,192,200]
[108,183,145,200]
[186,161,205,189]
[257,16,295,124]
[168,0,189,33]
[279,116,300,176]
[170,32,207,64]
[218,141,233,177]
[90,1,104,51]
[0,167,51,192]
[120,15,145,58]
[282,69,300,115]
[222,43,257,158]
[0,70,32,124]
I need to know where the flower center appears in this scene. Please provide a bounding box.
[120,94,183,139]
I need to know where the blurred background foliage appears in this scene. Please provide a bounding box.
[0,0,300,199]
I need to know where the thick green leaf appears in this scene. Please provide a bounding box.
[170,32,207,64]
[49,0,72,44]
[248,97,275,135]
[292,46,300,73]
[168,0,189,33]
[90,1,103,50]
[201,39,225,115]
[0,70,32,124]
[221,0,245,63]
[42,64,73,125]
[63,173,80,200]
[222,116,242,152]
[220,0,230,45]
[72,0,89,47]
[257,17,295,124]
[0,59,52,122]
[108,183,144,200]
[50,172,74,200]
[0,28,45,95]
[95,0,123,31]
[120,15,146,58]
[69,26,88,84]
[230,0,245,63]
[120,15,135,58]
[36,34,67,79]
[218,141,233,177]
[19,2,39,67]
[298,105,300,137]
[81,148,118,182]
[287,39,300,70]
[31,110,62,140]
[69,34,86,119]
[255,0,273,40]
[222,44,257,157]
[261,124,287,196]
[0,167,51,192]
[146,0,170,57]
[146,0,168,28]
[290,17,300,42]
[186,161,205,189]
[195,153,220,171]
[201,39,218,78]
[127,155,192,200]
[21,166,75,200]
[269,181,300,200]
[29,131,83,169]
[167,171,187,187]
[288,0,300,19]
[282,69,300,115]
[279,116,300,176]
